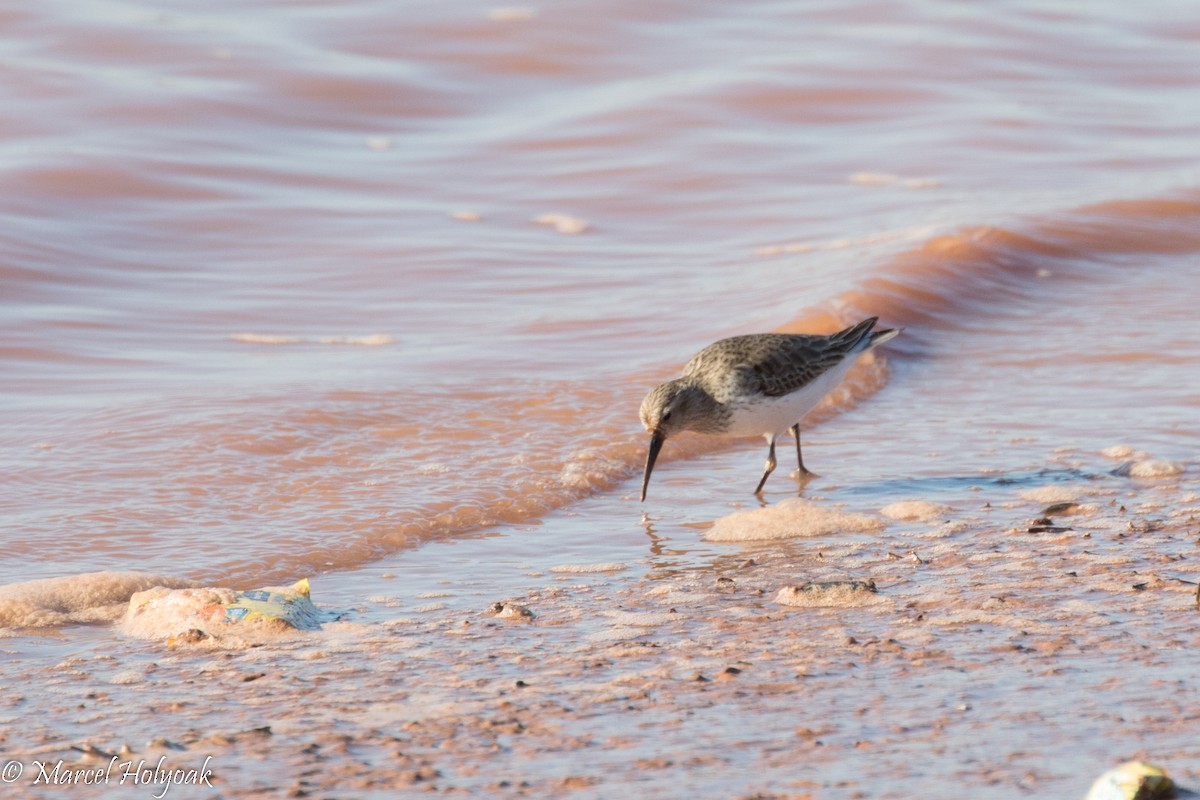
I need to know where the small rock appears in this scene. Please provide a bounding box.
[168,629,211,647]
[1084,760,1173,800]
[561,775,599,789]
[487,601,535,621]
[146,737,186,751]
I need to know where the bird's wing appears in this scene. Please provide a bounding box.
[742,336,848,397]
[684,319,879,399]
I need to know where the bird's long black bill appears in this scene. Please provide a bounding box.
[640,430,665,502]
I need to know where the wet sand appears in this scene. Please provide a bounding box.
[4,1,1200,796]
[3,453,1196,799]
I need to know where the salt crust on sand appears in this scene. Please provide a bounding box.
[705,498,884,542]
[880,501,950,522]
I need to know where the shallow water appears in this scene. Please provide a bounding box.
[2,0,1199,796]
[3,0,1200,586]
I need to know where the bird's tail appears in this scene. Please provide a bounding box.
[867,325,901,348]
[837,317,902,352]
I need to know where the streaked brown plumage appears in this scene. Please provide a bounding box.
[639,317,900,500]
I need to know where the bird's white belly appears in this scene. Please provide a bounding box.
[723,356,858,438]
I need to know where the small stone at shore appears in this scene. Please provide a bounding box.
[487,601,535,621]
[775,580,878,608]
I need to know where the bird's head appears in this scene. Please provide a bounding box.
[638,380,718,501]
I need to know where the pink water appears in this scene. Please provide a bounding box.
[2,0,1199,795]
[4,0,1197,586]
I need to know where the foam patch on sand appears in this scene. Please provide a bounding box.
[775,580,880,608]
[1018,486,1080,504]
[1114,460,1186,478]
[602,610,674,627]
[705,499,885,542]
[0,571,194,629]
[585,627,647,643]
[880,501,950,522]
[550,563,628,574]
[122,580,328,645]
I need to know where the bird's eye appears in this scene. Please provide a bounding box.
[661,409,672,422]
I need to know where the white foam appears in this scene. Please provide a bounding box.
[550,563,628,574]
[849,172,940,189]
[705,499,885,542]
[602,610,674,627]
[559,450,628,491]
[775,581,879,608]
[1117,459,1186,478]
[585,626,645,643]
[412,602,447,613]
[229,333,394,346]
[122,580,327,643]
[0,571,194,629]
[120,586,233,639]
[489,6,536,21]
[850,172,901,186]
[755,225,936,257]
[110,670,145,685]
[1018,486,1079,504]
[532,212,589,235]
[317,334,395,346]
[880,501,949,522]
[229,333,303,345]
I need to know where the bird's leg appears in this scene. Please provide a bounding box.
[789,423,811,476]
[754,436,777,494]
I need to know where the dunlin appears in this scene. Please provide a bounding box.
[638,317,899,500]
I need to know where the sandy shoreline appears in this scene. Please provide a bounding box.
[2,453,1197,799]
